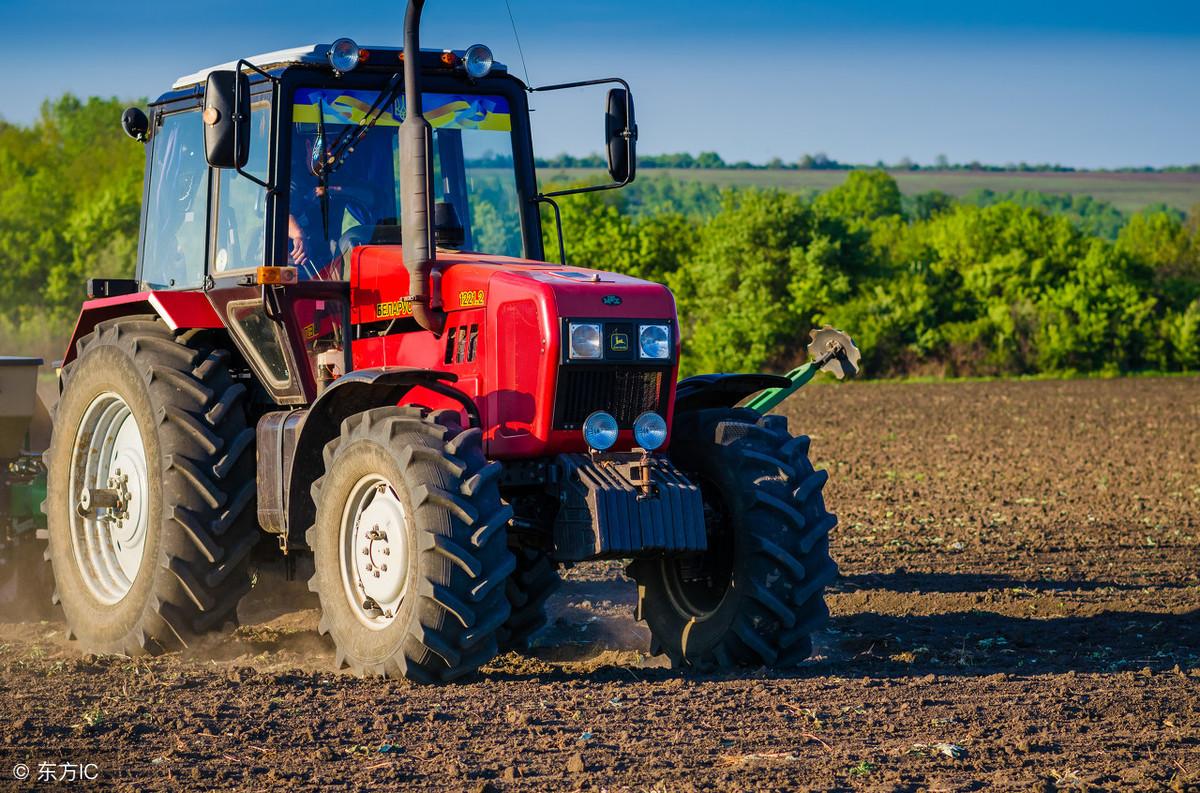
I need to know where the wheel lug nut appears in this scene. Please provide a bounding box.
[380,564,387,572]
[361,548,370,556]
[381,548,390,556]
[373,571,380,578]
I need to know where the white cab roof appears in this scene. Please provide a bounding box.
[173,45,327,89]
[172,44,506,90]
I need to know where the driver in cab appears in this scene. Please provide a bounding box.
[287,128,383,280]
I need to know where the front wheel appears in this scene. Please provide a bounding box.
[307,407,515,682]
[628,408,839,668]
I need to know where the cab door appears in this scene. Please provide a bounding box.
[204,90,352,405]
[138,105,209,290]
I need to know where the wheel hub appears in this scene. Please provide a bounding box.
[68,392,150,605]
[341,477,409,629]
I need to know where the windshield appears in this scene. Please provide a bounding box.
[289,87,523,279]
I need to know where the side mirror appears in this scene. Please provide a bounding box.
[203,70,251,169]
[605,88,637,184]
[121,107,149,143]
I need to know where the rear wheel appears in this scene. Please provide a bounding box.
[628,408,839,668]
[44,317,257,654]
[307,407,515,681]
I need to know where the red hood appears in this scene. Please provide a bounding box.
[350,247,676,323]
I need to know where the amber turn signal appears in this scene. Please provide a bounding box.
[256,266,298,285]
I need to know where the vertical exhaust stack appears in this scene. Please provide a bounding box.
[400,0,445,335]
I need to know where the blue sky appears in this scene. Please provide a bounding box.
[1,0,1197,168]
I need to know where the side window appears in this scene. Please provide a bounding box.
[142,111,208,289]
[213,100,272,273]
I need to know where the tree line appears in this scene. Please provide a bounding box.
[535,151,1200,174]
[0,96,143,358]
[543,172,1200,377]
[1,95,1196,378]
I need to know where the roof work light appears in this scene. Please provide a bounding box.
[463,44,494,79]
[329,38,361,73]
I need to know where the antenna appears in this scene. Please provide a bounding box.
[504,0,532,86]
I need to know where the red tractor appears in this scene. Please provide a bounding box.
[41,1,855,681]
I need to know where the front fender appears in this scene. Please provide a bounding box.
[62,291,223,365]
[256,367,478,543]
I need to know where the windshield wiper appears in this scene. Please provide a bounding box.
[312,98,331,240]
[318,72,406,180]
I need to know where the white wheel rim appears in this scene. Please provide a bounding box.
[68,391,151,605]
[340,474,409,630]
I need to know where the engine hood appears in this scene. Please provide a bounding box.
[349,246,677,324]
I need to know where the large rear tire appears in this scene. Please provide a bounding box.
[307,407,515,681]
[628,408,838,668]
[44,317,257,654]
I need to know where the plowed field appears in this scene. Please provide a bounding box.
[2,377,1197,791]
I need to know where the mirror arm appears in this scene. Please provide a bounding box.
[538,179,628,200]
[533,195,567,265]
[530,76,636,199]
[233,59,278,194]
[530,76,631,94]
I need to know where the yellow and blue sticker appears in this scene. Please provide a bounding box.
[293,88,511,132]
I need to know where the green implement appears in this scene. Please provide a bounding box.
[744,326,861,415]
[8,475,46,534]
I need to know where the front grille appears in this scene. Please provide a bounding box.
[553,366,670,430]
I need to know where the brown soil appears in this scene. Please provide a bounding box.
[1,377,1197,791]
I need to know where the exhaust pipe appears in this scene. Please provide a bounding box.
[400,0,445,335]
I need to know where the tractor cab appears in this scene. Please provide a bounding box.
[119,42,547,402]
[158,42,539,282]
[113,39,637,413]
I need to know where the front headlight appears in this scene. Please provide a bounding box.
[569,323,603,359]
[582,411,619,451]
[633,411,668,451]
[638,324,671,359]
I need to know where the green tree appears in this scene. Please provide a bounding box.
[1036,242,1158,373]
[541,185,698,285]
[0,94,144,328]
[673,189,861,374]
[815,169,903,225]
[1116,209,1200,308]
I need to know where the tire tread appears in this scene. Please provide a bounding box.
[43,318,257,652]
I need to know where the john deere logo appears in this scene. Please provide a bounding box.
[602,294,622,306]
[610,332,629,352]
